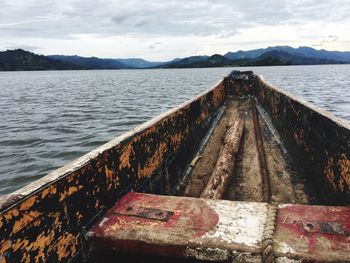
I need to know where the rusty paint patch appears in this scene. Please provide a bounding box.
[88,192,267,258]
[90,192,219,238]
[338,154,350,192]
[324,154,337,190]
[88,192,220,255]
[275,204,350,261]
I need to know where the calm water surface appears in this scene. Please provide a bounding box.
[0,65,349,194]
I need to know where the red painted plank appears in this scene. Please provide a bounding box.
[88,191,219,256]
[87,192,267,261]
[275,204,350,261]
[87,192,350,261]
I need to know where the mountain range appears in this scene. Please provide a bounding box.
[1,46,350,71]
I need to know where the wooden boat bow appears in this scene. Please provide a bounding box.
[1,71,350,262]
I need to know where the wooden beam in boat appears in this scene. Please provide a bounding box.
[87,192,350,261]
[200,118,244,199]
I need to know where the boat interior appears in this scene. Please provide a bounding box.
[1,71,350,262]
[88,97,322,263]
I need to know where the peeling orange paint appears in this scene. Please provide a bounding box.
[324,156,337,190]
[105,164,114,190]
[19,195,37,211]
[41,186,57,199]
[59,185,83,202]
[12,210,41,234]
[171,132,185,150]
[32,231,55,262]
[119,142,134,170]
[0,240,11,254]
[213,83,224,106]
[56,233,77,261]
[12,238,30,252]
[0,257,6,263]
[4,208,19,221]
[338,154,350,192]
[137,142,168,179]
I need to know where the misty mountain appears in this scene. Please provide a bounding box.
[160,55,209,68]
[48,55,129,69]
[1,45,349,71]
[115,58,163,68]
[0,49,85,71]
[161,50,344,68]
[255,50,340,65]
[224,46,350,62]
[161,55,231,68]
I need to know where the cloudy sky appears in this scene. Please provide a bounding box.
[1,0,350,60]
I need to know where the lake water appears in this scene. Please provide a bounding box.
[0,65,349,194]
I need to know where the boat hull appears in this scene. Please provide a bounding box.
[1,71,350,262]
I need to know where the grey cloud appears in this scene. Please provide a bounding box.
[4,45,41,52]
[1,0,350,40]
[314,35,339,47]
[111,11,135,24]
[218,30,240,39]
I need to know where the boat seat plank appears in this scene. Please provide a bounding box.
[275,203,350,261]
[87,192,350,261]
[86,192,267,261]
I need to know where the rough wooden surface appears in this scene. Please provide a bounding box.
[200,118,244,199]
[275,203,350,261]
[87,192,350,261]
[87,192,267,261]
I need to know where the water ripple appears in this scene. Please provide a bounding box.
[0,65,349,194]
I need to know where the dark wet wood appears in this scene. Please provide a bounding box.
[252,105,271,202]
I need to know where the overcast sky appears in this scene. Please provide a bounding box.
[1,0,350,60]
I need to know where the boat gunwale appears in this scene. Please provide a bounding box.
[256,74,350,131]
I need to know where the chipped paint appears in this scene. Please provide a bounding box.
[87,192,266,259]
[202,199,266,250]
[2,70,349,262]
[338,153,350,192]
[275,203,350,261]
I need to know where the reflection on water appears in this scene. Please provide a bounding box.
[0,65,349,194]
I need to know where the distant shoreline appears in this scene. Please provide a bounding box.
[1,47,349,71]
[1,63,350,72]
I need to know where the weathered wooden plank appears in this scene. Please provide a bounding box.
[274,203,350,261]
[87,192,267,261]
[87,192,350,261]
[200,118,244,199]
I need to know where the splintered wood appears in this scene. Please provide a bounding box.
[200,118,244,199]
